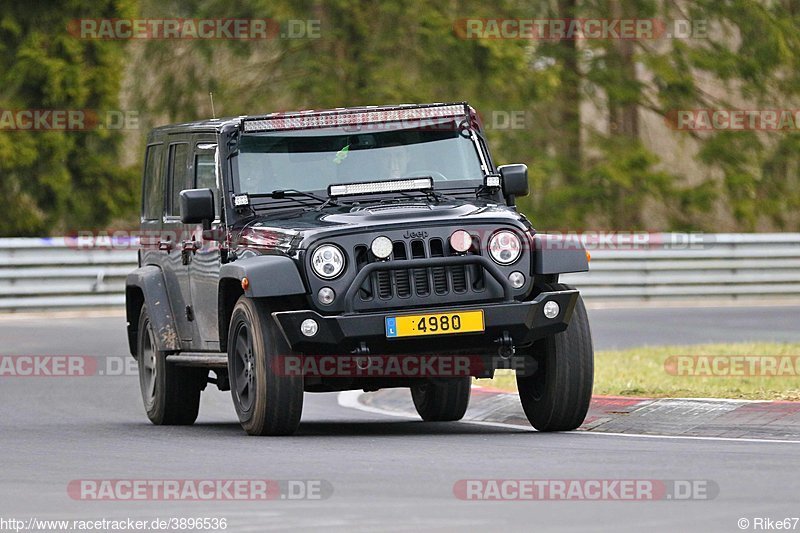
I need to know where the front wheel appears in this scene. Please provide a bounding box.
[411,377,471,421]
[228,297,304,436]
[517,284,594,431]
[137,305,206,425]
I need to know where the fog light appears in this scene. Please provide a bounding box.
[371,236,393,259]
[543,301,560,319]
[449,230,473,253]
[318,287,335,305]
[509,271,525,289]
[300,319,319,337]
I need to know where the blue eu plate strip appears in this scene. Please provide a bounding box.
[385,317,397,338]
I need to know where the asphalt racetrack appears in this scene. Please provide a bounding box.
[0,306,799,532]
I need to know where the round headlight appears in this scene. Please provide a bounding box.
[488,231,522,265]
[371,236,393,259]
[311,244,346,279]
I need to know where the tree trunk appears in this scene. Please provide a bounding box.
[557,0,582,186]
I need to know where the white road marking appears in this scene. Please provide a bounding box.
[337,390,417,419]
[0,309,125,321]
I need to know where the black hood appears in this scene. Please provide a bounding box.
[235,198,532,251]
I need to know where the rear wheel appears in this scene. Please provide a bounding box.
[517,283,594,431]
[137,305,206,425]
[411,377,471,421]
[228,297,303,436]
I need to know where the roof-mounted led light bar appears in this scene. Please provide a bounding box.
[242,104,467,133]
[328,177,434,198]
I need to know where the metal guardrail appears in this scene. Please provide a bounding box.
[561,233,800,300]
[1,233,799,311]
[0,238,135,310]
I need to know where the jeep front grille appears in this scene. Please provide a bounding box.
[354,237,485,303]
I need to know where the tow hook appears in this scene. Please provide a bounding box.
[352,342,371,370]
[495,331,515,359]
[352,342,370,355]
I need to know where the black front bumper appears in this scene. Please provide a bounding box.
[272,289,579,354]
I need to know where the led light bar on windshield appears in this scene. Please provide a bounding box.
[328,177,434,198]
[243,104,466,133]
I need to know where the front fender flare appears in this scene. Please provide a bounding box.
[533,234,590,274]
[219,255,307,298]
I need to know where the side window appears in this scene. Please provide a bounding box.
[195,152,218,218]
[195,152,216,189]
[142,144,163,220]
[168,143,189,217]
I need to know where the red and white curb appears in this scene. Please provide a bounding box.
[339,387,800,444]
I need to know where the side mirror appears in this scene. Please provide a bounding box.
[180,188,215,230]
[498,164,529,206]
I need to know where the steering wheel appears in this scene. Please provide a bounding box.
[405,170,449,181]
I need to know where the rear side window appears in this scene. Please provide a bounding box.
[142,144,163,220]
[168,143,189,217]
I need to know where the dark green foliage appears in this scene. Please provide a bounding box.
[3,0,799,234]
[0,1,139,236]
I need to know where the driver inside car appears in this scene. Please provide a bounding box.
[384,142,410,179]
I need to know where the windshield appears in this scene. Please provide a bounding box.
[234,118,486,197]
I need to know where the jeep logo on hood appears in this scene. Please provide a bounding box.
[403,230,429,239]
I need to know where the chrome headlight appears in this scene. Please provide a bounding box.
[488,231,522,265]
[311,244,346,279]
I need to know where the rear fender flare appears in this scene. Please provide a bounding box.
[125,265,181,355]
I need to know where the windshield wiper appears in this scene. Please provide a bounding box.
[234,190,329,215]
[243,189,336,212]
[250,189,329,203]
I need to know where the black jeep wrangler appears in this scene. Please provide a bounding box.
[126,102,593,436]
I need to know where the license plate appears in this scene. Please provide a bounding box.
[385,310,485,338]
